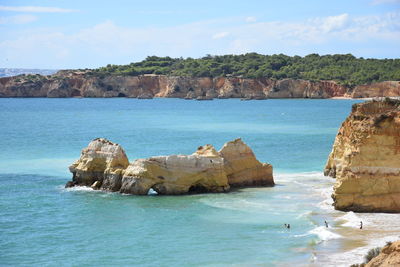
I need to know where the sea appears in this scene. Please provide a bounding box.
[1,98,399,267]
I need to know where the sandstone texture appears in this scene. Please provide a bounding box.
[120,145,229,195]
[219,139,273,187]
[365,241,400,267]
[324,98,400,212]
[69,138,129,191]
[66,138,274,195]
[352,81,400,98]
[1,71,397,99]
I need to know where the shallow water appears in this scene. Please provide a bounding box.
[1,98,398,266]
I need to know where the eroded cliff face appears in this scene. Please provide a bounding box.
[68,138,129,191]
[219,139,273,187]
[365,241,400,267]
[66,138,274,195]
[121,145,229,195]
[2,71,394,99]
[352,81,400,98]
[324,99,400,212]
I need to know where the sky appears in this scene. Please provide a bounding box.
[0,0,399,69]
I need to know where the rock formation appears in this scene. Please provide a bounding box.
[1,71,398,98]
[120,145,229,195]
[69,138,129,191]
[352,81,400,98]
[324,98,400,212]
[66,138,274,195]
[219,139,273,187]
[365,241,400,267]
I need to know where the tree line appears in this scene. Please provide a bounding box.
[90,53,400,86]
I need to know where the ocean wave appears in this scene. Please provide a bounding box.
[308,226,342,241]
[59,185,95,192]
[323,234,400,267]
[276,171,325,181]
[336,211,364,227]
[199,198,271,212]
[315,198,334,211]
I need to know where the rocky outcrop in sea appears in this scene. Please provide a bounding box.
[324,98,400,212]
[1,70,399,98]
[66,138,274,194]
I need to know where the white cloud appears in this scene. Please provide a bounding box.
[245,16,257,23]
[0,15,37,24]
[371,0,400,5]
[318,13,349,33]
[212,32,229,39]
[1,12,399,68]
[0,6,77,13]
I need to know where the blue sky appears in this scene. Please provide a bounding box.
[0,0,399,69]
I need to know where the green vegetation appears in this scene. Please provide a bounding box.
[350,245,384,267]
[364,247,381,263]
[91,53,400,86]
[21,74,45,82]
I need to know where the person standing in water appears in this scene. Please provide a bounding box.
[324,220,329,228]
[360,221,363,229]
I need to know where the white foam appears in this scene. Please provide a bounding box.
[309,226,342,241]
[61,185,95,192]
[323,235,400,267]
[276,171,325,181]
[337,211,363,227]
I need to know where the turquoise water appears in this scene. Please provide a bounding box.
[0,99,362,266]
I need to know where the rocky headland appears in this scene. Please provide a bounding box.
[324,98,400,212]
[66,138,274,195]
[1,71,399,99]
[365,241,400,267]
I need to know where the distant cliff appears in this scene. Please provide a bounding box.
[0,71,399,99]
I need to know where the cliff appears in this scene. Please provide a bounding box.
[365,241,400,267]
[324,98,400,212]
[1,71,398,98]
[66,138,274,195]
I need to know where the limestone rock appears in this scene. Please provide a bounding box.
[68,138,129,191]
[365,241,400,267]
[120,144,229,195]
[67,138,274,195]
[352,81,400,98]
[267,79,346,98]
[324,98,400,212]
[219,138,274,187]
[2,71,397,99]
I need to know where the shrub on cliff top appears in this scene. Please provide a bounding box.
[91,53,400,86]
[364,247,381,263]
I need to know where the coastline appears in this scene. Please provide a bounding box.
[0,96,380,100]
[308,175,400,266]
[1,73,399,99]
[56,171,400,266]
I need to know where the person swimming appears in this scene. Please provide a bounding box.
[287,224,290,229]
